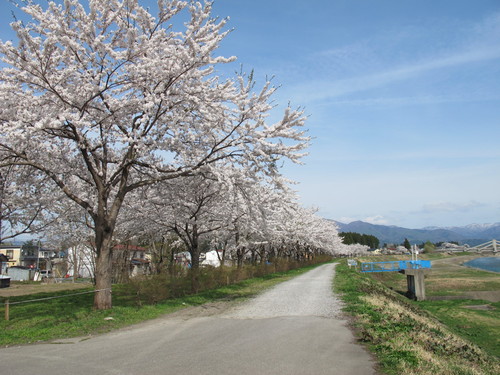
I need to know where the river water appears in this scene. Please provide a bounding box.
[464,257,500,273]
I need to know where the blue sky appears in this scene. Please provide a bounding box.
[1,1,499,229]
[209,0,500,229]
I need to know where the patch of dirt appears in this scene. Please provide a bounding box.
[427,290,500,303]
[463,290,500,302]
[428,278,484,289]
[0,281,92,298]
[167,300,240,320]
[463,304,495,311]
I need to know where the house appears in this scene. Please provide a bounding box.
[113,244,150,277]
[66,244,95,279]
[21,244,65,269]
[114,244,148,262]
[18,242,67,278]
[65,243,151,281]
[201,250,224,267]
[0,245,22,268]
[130,258,151,276]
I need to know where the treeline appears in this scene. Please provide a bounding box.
[339,232,379,249]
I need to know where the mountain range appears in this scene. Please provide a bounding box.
[333,221,500,246]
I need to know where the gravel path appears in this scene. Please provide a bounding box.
[224,262,343,319]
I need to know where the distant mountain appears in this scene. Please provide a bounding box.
[333,220,499,246]
[424,223,500,237]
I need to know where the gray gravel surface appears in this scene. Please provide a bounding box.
[224,262,343,319]
[0,263,375,375]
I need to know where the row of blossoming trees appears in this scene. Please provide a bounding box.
[0,1,366,309]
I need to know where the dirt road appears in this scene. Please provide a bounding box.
[0,263,375,375]
[0,281,92,298]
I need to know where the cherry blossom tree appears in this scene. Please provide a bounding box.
[0,164,56,243]
[0,0,308,309]
[136,172,224,269]
[263,203,342,261]
[337,243,371,257]
[131,162,256,268]
[130,163,342,271]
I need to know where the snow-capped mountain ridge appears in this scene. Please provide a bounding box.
[423,223,500,232]
[334,221,500,246]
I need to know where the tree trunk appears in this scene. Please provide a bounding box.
[250,248,256,265]
[94,253,113,309]
[236,247,245,268]
[189,246,201,293]
[93,223,114,310]
[259,244,266,264]
[188,223,200,269]
[220,245,227,267]
[168,246,175,275]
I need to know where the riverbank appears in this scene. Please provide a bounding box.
[335,254,500,374]
[360,253,500,301]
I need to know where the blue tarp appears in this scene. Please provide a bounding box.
[360,260,431,273]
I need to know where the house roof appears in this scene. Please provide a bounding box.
[0,245,22,250]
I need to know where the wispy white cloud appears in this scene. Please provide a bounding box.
[420,201,486,214]
[336,215,389,225]
[279,12,500,105]
[291,45,500,103]
[364,215,390,225]
[254,9,500,229]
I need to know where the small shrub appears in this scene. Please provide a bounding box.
[119,256,331,307]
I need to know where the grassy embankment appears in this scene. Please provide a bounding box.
[0,260,325,347]
[335,253,500,375]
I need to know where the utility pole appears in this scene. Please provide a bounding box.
[36,240,40,270]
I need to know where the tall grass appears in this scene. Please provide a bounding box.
[123,257,321,305]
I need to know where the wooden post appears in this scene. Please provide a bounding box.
[5,299,9,321]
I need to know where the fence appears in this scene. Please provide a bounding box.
[2,288,111,321]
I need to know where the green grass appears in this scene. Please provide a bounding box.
[418,299,500,358]
[0,263,323,347]
[334,260,500,375]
